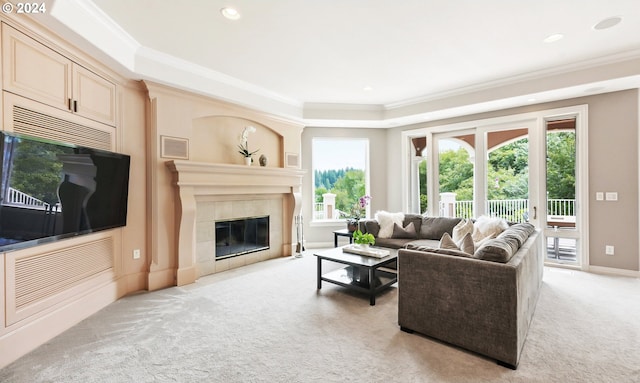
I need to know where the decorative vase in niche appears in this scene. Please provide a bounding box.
[244,157,252,166]
[259,154,267,167]
[347,219,358,232]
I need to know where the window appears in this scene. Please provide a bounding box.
[404,105,587,268]
[312,138,369,221]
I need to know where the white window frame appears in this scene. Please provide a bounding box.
[311,137,370,223]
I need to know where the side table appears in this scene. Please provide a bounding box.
[333,229,353,247]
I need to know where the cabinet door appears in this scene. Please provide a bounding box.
[72,64,116,125]
[2,24,72,111]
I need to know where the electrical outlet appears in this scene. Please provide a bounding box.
[133,249,141,259]
[605,245,614,255]
[595,192,604,201]
[605,192,618,201]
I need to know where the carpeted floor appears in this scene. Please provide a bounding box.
[1,250,639,382]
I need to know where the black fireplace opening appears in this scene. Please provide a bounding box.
[215,216,269,259]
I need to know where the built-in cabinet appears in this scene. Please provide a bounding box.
[0,17,140,370]
[2,23,116,126]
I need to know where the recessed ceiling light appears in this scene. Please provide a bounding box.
[363,86,373,92]
[543,33,564,43]
[221,7,241,20]
[593,16,622,30]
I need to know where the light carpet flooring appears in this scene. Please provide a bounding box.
[1,250,639,382]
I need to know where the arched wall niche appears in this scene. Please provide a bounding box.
[191,116,284,167]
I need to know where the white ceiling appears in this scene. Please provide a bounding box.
[36,0,640,127]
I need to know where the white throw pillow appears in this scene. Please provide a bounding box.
[452,218,474,243]
[472,215,508,242]
[375,211,404,238]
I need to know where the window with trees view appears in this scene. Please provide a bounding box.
[312,138,369,221]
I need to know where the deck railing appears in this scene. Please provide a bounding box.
[4,187,57,211]
[314,198,575,222]
[439,198,575,223]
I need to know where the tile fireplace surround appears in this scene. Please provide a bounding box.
[166,160,304,285]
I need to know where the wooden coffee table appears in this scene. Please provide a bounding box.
[314,246,398,305]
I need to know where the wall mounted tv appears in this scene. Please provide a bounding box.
[0,132,131,252]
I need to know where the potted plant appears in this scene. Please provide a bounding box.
[238,126,259,165]
[341,195,371,232]
[352,229,375,249]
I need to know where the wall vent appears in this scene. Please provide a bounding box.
[12,105,112,150]
[13,237,114,310]
[161,135,189,159]
[285,152,299,168]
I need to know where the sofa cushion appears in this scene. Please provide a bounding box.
[474,238,516,263]
[376,211,405,238]
[500,222,535,246]
[392,222,417,239]
[404,239,441,249]
[403,214,424,234]
[405,244,472,258]
[363,220,380,237]
[452,218,474,243]
[440,232,474,255]
[420,217,462,240]
[374,237,413,249]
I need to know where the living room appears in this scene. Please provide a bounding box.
[0,1,639,381]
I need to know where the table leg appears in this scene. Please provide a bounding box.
[334,233,338,247]
[369,267,375,305]
[317,257,322,289]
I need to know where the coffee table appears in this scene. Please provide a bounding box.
[314,246,398,305]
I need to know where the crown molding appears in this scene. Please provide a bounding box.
[385,49,640,110]
[50,0,140,71]
[45,1,640,128]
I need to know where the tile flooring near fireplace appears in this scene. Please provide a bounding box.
[195,196,284,277]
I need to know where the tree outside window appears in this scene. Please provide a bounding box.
[312,138,369,220]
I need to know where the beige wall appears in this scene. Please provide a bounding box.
[301,127,389,246]
[118,81,150,291]
[387,89,639,272]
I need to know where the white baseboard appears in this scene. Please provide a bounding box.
[588,265,639,278]
[304,242,334,249]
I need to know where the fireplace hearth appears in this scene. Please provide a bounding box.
[215,216,269,259]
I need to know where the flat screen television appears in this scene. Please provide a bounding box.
[0,132,131,251]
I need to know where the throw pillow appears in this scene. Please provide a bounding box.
[439,232,474,255]
[474,238,515,263]
[472,215,508,243]
[500,223,535,246]
[452,218,474,243]
[392,222,417,239]
[376,211,404,239]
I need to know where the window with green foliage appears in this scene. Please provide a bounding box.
[312,138,369,221]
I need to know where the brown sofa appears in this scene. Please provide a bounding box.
[358,214,462,249]
[360,214,543,369]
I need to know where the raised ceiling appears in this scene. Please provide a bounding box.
[35,0,640,127]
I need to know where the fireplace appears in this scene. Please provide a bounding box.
[166,160,304,284]
[215,216,269,259]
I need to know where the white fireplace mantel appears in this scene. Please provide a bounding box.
[167,160,305,196]
[166,160,305,285]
